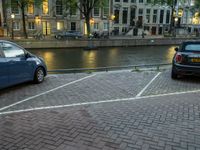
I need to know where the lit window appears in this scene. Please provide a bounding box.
[28,22,35,30]
[43,0,49,15]
[28,3,34,14]
[57,21,64,30]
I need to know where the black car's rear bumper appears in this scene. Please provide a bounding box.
[173,63,200,76]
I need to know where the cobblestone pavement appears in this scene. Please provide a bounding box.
[1,69,200,150]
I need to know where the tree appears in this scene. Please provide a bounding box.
[66,0,108,37]
[8,0,42,39]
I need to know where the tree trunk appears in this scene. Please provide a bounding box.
[169,0,177,35]
[169,7,174,34]
[85,16,91,37]
[21,7,28,39]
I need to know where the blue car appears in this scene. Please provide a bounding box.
[0,40,47,89]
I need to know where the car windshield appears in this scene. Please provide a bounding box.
[184,44,200,51]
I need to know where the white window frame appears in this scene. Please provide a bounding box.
[28,22,35,30]
[13,21,20,30]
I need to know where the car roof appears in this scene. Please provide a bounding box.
[0,40,25,50]
[182,41,200,45]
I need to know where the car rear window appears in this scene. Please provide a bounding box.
[185,44,200,51]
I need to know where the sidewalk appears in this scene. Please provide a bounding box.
[1,69,200,150]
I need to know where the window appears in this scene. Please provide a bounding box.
[57,21,64,30]
[94,7,100,16]
[13,22,20,30]
[71,22,76,31]
[122,8,128,24]
[94,23,99,30]
[139,9,143,15]
[160,10,164,23]
[70,6,77,15]
[130,8,135,26]
[166,10,170,24]
[185,44,200,51]
[115,0,120,2]
[123,0,128,2]
[139,0,143,3]
[27,3,34,14]
[0,52,3,57]
[103,0,109,17]
[43,0,49,15]
[104,23,108,30]
[11,0,19,14]
[28,22,35,30]
[153,9,157,23]
[146,9,150,23]
[114,9,119,24]
[2,43,24,58]
[56,0,63,15]
[131,0,136,3]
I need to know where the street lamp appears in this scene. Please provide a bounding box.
[108,15,115,38]
[11,13,15,40]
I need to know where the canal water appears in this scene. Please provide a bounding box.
[29,45,176,70]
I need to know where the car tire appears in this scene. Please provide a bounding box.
[39,35,45,40]
[171,68,178,79]
[34,67,45,84]
[57,35,62,40]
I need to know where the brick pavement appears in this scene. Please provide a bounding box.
[0,69,200,150]
[1,71,157,112]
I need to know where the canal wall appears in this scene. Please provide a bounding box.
[14,37,199,49]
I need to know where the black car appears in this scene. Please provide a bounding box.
[171,41,200,79]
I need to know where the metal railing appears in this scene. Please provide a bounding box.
[47,63,172,74]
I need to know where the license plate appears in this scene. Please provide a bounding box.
[191,58,200,63]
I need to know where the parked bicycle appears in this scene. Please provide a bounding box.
[33,31,45,40]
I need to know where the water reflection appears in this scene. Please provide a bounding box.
[82,51,98,68]
[29,46,176,70]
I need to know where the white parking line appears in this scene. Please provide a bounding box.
[0,74,96,112]
[136,72,161,97]
[1,89,200,115]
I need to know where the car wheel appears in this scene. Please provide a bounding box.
[171,68,178,79]
[34,67,45,83]
[57,35,62,40]
[39,35,45,40]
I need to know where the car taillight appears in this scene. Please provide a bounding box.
[175,53,183,64]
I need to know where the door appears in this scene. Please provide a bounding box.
[0,43,9,89]
[2,42,33,85]
[42,21,51,35]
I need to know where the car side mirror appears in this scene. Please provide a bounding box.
[174,47,179,51]
[25,52,31,58]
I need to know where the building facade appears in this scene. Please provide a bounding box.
[5,0,81,37]
[3,0,198,37]
[112,0,172,35]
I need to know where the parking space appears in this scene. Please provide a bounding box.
[0,73,90,110]
[1,69,200,113]
[0,70,157,112]
[1,69,200,150]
